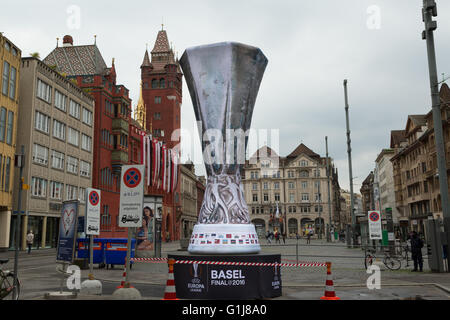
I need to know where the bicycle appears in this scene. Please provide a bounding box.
[0,259,20,300]
[364,249,402,271]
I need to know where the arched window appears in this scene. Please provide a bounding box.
[151,79,159,89]
[160,78,165,88]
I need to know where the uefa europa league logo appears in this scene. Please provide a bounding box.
[180,42,268,255]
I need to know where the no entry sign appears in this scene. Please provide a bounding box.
[368,211,382,240]
[119,165,144,228]
[86,188,101,235]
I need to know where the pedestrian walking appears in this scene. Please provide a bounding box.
[306,230,311,244]
[282,233,286,244]
[409,231,424,272]
[266,231,272,244]
[26,230,34,254]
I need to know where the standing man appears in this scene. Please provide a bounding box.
[26,230,34,254]
[410,231,424,272]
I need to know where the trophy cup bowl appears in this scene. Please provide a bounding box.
[180,42,268,254]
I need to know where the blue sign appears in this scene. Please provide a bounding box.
[57,201,79,262]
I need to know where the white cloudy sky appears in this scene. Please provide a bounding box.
[3,0,450,192]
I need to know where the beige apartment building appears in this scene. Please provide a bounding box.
[10,57,94,250]
[0,35,21,251]
[391,83,450,235]
[179,162,199,240]
[243,143,340,238]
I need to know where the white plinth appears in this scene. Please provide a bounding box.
[112,287,142,300]
[80,279,102,295]
[188,224,261,254]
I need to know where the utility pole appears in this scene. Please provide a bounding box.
[326,136,333,242]
[13,145,25,299]
[316,161,322,239]
[344,80,357,248]
[422,0,450,266]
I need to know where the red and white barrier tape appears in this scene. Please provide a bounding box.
[130,257,327,268]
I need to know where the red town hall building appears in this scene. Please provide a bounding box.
[44,35,145,238]
[139,29,183,241]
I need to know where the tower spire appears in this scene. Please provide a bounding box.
[135,81,146,130]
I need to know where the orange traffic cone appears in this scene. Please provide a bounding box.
[320,262,340,300]
[162,258,179,300]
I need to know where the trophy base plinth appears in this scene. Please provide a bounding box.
[188,224,261,254]
[168,253,282,299]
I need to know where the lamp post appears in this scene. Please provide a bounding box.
[422,0,450,267]
[344,80,357,248]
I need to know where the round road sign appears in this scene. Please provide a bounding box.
[89,191,100,206]
[124,167,142,188]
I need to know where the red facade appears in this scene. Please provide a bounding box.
[140,29,183,241]
[44,38,134,238]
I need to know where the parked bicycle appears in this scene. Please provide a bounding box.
[364,248,402,270]
[0,259,20,300]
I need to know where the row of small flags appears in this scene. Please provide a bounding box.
[191,233,259,245]
[140,133,179,193]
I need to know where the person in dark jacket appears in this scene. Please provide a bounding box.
[410,231,424,272]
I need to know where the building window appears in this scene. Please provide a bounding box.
[274,182,280,189]
[289,193,295,203]
[37,79,52,103]
[155,96,161,104]
[54,90,67,111]
[35,111,50,134]
[314,181,321,189]
[6,111,13,145]
[79,187,86,203]
[288,171,294,178]
[66,185,78,200]
[160,78,165,88]
[9,67,16,100]
[151,79,159,89]
[263,182,268,190]
[275,193,280,202]
[301,181,308,189]
[288,182,295,189]
[67,156,78,174]
[82,108,93,126]
[314,169,321,177]
[252,194,258,202]
[33,144,49,165]
[154,112,161,120]
[51,150,64,170]
[252,183,258,190]
[80,160,91,178]
[300,160,308,167]
[2,61,10,96]
[69,100,81,119]
[68,127,79,146]
[52,120,66,140]
[0,107,6,142]
[50,181,63,200]
[81,134,92,151]
[300,170,309,178]
[264,193,269,202]
[4,157,10,192]
[31,177,47,197]
[315,193,322,202]
[301,193,309,201]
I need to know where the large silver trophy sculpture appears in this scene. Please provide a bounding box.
[180,42,268,254]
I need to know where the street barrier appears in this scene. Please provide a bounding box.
[76,238,104,264]
[104,238,136,268]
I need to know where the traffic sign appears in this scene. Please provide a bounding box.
[86,188,101,235]
[119,165,144,228]
[368,211,382,240]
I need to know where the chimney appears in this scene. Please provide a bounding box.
[63,35,73,47]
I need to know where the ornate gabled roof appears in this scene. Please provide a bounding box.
[43,42,108,76]
[141,49,152,68]
[287,143,319,159]
[149,29,177,72]
[152,30,170,53]
[250,146,279,160]
[390,130,406,148]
